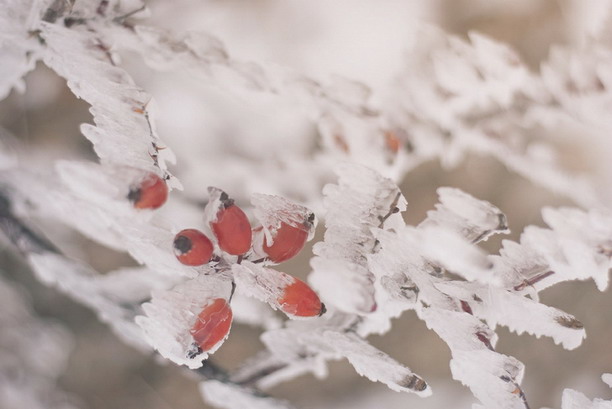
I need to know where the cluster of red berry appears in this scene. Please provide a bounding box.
[127,172,324,356]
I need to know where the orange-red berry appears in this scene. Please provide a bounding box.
[278,277,325,317]
[263,221,310,263]
[190,298,233,352]
[173,229,214,266]
[211,202,252,256]
[128,172,168,209]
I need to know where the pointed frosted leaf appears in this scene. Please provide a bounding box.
[421,187,508,243]
[261,326,430,396]
[435,281,585,350]
[310,163,406,314]
[422,308,527,409]
[39,22,176,177]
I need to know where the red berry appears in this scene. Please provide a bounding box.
[210,199,252,256]
[278,277,325,317]
[190,298,233,352]
[173,229,214,266]
[128,172,168,209]
[263,221,310,263]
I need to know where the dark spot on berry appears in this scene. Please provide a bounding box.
[127,187,141,204]
[174,235,193,254]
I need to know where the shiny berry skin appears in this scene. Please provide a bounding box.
[211,204,252,255]
[173,229,214,266]
[190,298,233,352]
[127,172,168,209]
[278,277,325,317]
[263,221,309,263]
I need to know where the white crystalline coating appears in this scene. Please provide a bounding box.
[0,0,44,99]
[203,187,226,226]
[418,225,496,284]
[491,207,612,293]
[434,281,585,350]
[137,274,233,368]
[229,294,282,330]
[541,207,612,291]
[200,380,296,409]
[561,389,612,409]
[38,21,176,179]
[251,193,316,247]
[3,167,195,278]
[232,262,297,317]
[603,374,612,388]
[421,308,526,409]
[489,238,550,293]
[310,163,406,314]
[421,187,508,243]
[260,326,430,396]
[368,225,538,408]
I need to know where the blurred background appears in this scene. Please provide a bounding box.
[1,0,612,408]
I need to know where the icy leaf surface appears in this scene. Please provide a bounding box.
[232,262,295,315]
[0,0,45,99]
[2,165,195,278]
[251,193,315,234]
[260,322,430,396]
[560,389,612,409]
[491,207,612,293]
[201,381,296,409]
[137,274,234,368]
[434,281,585,350]
[39,21,176,179]
[250,193,316,259]
[310,163,406,314]
[420,187,508,243]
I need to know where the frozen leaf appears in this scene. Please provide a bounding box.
[201,381,296,409]
[0,0,45,99]
[310,163,406,314]
[420,187,509,243]
[561,389,612,409]
[39,22,176,179]
[434,281,585,350]
[260,324,430,396]
[137,274,234,368]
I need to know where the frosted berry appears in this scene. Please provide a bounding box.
[278,277,325,317]
[263,214,314,263]
[190,298,233,352]
[210,192,252,255]
[173,229,214,266]
[128,172,168,209]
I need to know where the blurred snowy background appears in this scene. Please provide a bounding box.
[1,0,612,408]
